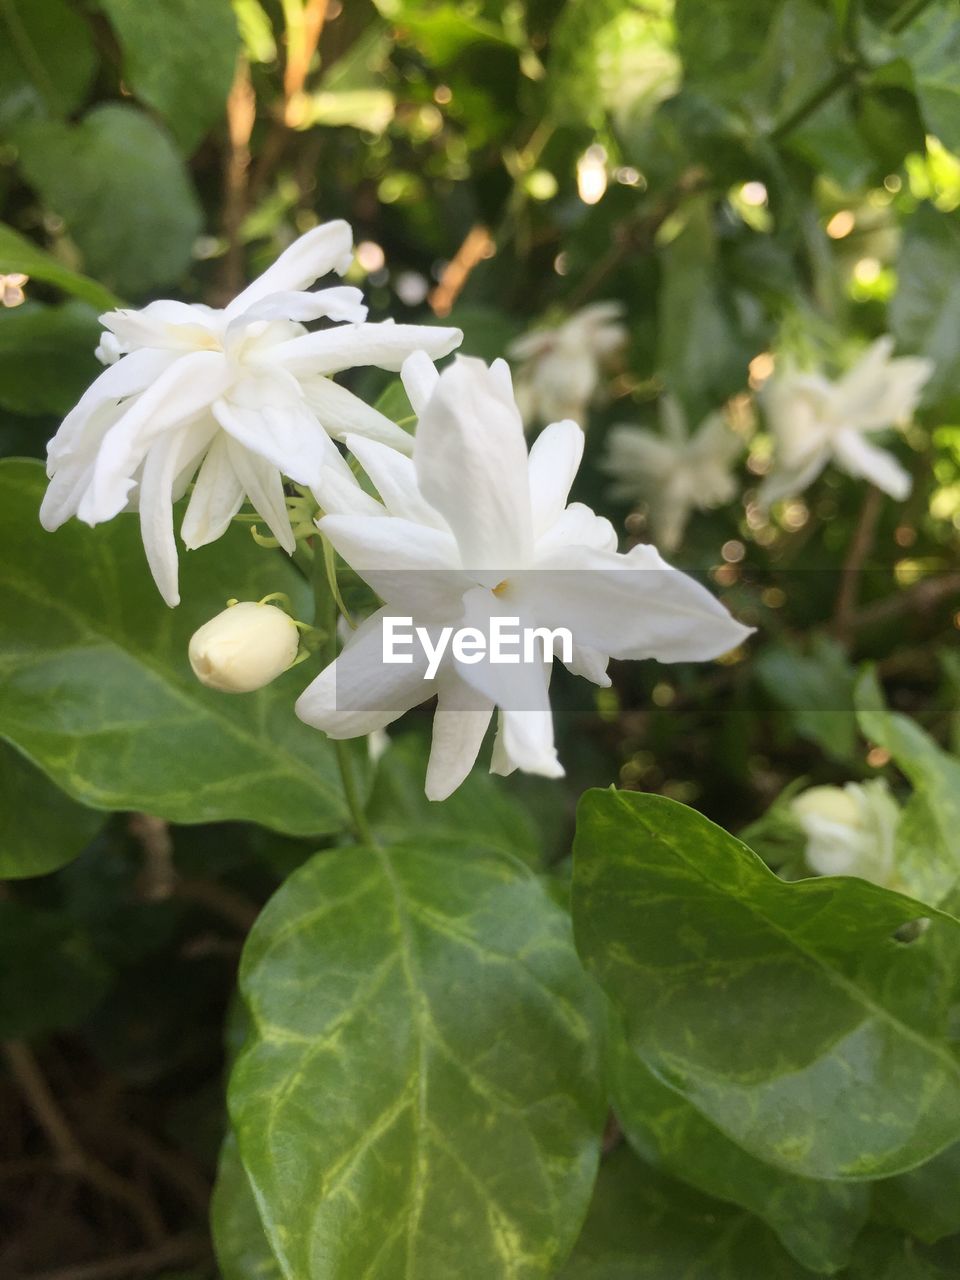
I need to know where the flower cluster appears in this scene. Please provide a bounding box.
[45,224,751,798]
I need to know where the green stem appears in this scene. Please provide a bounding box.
[313,548,374,846]
[886,0,934,33]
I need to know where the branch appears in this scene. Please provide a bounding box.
[217,56,257,303]
[850,571,960,631]
[429,225,495,318]
[832,485,883,645]
[24,1235,209,1280]
[283,0,330,124]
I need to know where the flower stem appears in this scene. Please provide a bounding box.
[313,545,375,846]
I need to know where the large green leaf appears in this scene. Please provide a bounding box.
[607,1011,869,1274]
[98,0,238,153]
[890,203,960,410]
[14,104,203,295]
[0,222,120,312]
[559,1145,812,1279]
[0,740,106,879]
[572,788,960,1180]
[896,1,960,154]
[856,669,960,907]
[0,459,347,837]
[212,1133,282,1280]
[548,0,680,131]
[229,837,605,1279]
[0,0,97,125]
[876,1140,960,1246]
[0,301,101,416]
[754,635,859,765]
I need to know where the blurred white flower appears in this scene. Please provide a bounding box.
[189,600,300,693]
[791,780,900,887]
[296,355,751,800]
[508,302,626,426]
[0,273,27,307]
[602,395,742,552]
[759,337,932,506]
[40,220,462,605]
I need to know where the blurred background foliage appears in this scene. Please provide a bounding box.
[0,0,959,1275]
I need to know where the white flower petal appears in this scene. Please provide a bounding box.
[527,543,753,663]
[180,433,246,549]
[343,434,447,528]
[271,321,462,376]
[81,351,232,523]
[415,356,534,571]
[425,674,494,801]
[528,419,584,539]
[832,428,912,500]
[212,373,346,491]
[100,301,220,353]
[224,438,296,553]
[318,512,464,613]
[295,607,431,739]
[757,446,830,507]
[138,424,212,607]
[400,350,440,416]
[47,348,180,467]
[533,502,618,557]
[301,375,415,455]
[225,221,354,319]
[239,285,367,325]
[494,706,563,780]
[313,464,385,518]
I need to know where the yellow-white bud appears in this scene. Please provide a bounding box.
[188,602,300,694]
[791,781,899,885]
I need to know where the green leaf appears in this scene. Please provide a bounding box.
[14,104,203,295]
[560,1145,813,1279]
[572,788,960,1180]
[368,733,543,866]
[856,669,960,907]
[754,635,859,765]
[0,300,101,416]
[0,222,121,311]
[896,1,960,153]
[876,1140,960,1246]
[548,0,680,131]
[890,202,960,410]
[0,458,348,837]
[658,197,759,419]
[0,740,106,879]
[607,1010,870,1273]
[230,837,605,1279]
[0,0,97,124]
[0,900,109,1037]
[98,0,239,153]
[212,1132,282,1280]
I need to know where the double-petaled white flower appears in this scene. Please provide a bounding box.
[296,355,751,800]
[791,780,900,887]
[602,395,742,551]
[759,337,932,506]
[40,220,461,605]
[508,302,627,426]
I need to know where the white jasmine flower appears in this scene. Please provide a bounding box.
[759,337,932,506]
[791,780,900,887]
[189,601,300,693]
[508,302,627,426]
[40,220,462,605]
[602,395,742,551]
[296,355,751,800]
[0,273,28,307]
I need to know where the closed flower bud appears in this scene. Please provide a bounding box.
[189,602,300,694]
[791,780,899,886]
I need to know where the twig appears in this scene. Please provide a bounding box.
[217,56,257,302]
[2,1043,166,1244]
[850,571,960,631]
[833,485,883,645]
[128,814,175,902]
[176,877,260,931]
[283,0,330,123]
[429,225,496,318]
[24,1235,209,1280]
